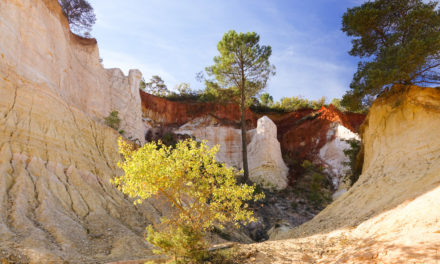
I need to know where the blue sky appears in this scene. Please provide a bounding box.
[88,0,365,101]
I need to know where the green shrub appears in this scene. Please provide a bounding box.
[146,225,208,263]
[343,139,362,186]
[104,110,121,130]
[298,160,332,208]
[301,160,314,170]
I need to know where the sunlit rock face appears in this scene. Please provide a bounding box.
[268,86,440,263]
[142,91,366,191]
[0,0,145,144]
[248,116,289,190]
[276,105,364,185]
[175,116,244,168]
[174,116,289,190]
[0,0,151,262]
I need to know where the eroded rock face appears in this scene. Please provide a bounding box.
[108,68,145,144]
[0,0,150,262]
[174,116,289,190]
[142,92,366,188]
[175,116,244,168]
[265,86,440,263]
[1,0,145,144]
[275,106,364,185]
[140,91,257,127]
[248,117,288,190]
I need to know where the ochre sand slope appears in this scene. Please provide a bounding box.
[242,86,440,263]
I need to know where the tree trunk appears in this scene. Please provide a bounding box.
[240,84,249,181]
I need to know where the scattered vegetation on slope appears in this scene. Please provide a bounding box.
[104,110,121,130]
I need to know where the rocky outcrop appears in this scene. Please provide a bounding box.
[142,93,365,187]
[175,116,244,168]
[259,86,440,263]
[140,91,256,127]
[270,106,364,185]
[248,117,288,190]
[108,69,145,143]
[1,0,145,144]
[175,116,289,191]
[0,0,150,262]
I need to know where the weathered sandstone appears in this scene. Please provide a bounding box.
[1,0,145,144]
[248,116,288,190]
[0,0,150,262]
[250,86,440,263]
[175,116,289,190]
[142,93,365,186]
[175,116,244,168]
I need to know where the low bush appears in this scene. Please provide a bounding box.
[343,139,363,186]
[104,110,121,130]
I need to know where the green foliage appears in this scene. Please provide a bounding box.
[142,75,169,97]
[204,247,242,264]
[175,83,192,95]
[139,78,147,90]
[298,160,332,208]
[58,0,96,37]
[104,111,121,130]
[301,160,314,170]
[341,0,440,111]
[343,138,363,186]
[205,30,275,103]
[161,132,177,146]
[146,225,208,263]
[276,96,325,112]
[251,96,326,113]
[113,138,263,263]
[330,98,346,112]
[206,30,275,180]
[259,92,274,107]
[164,83,207,102]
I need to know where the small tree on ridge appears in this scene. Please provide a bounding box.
[58,0,96,37]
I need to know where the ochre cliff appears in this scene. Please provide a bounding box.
[1,0,145,144]
[0,1,153,262]
[141,93,365,187]
[140,91,257,127]
[243,86,440,263]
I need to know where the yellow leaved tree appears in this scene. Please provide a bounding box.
[112,138,263,263]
